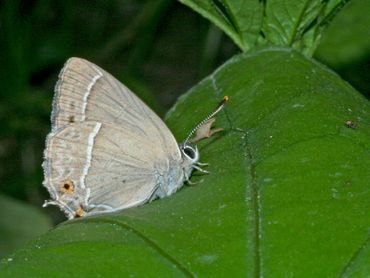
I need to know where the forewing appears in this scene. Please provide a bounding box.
[52,57,180,158]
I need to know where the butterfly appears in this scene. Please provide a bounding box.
[42,57,228,219]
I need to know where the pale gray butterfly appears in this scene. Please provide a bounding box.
[42,57,228,219]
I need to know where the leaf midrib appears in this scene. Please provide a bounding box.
[244,129,261,278]
[211,72,262,276]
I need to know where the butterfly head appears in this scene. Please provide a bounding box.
[179,142,199,165]
[177,96,229,183]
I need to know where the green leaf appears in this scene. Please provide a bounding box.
[179,0,264,51]
[1,48,369,276]
[179,0,352,55]
[0,195,52,258]
[315,0,370,68]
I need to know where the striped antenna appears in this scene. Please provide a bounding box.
[183,96,229,144]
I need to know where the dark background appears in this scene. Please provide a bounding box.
[0,0,240,222]
[0,0,369,243]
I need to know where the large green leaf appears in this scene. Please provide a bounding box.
[315,0,370,67]
[178,0,263,51]
[1,48,369,276]
[179,0,351,55]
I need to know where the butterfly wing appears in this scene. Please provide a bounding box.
[52,57,180,156]
[43,121,181,218]
[43,58,187,218]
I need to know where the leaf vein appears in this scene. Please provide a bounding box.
[68,218,194,277]
[338,233,370,277]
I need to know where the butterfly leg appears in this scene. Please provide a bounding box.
[185,176,204,185]
[196,161,209,166]
[193,165,210,174]
[186,179,197,185]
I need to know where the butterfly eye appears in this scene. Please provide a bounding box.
[182,145,199,162]
[61,180,75,193]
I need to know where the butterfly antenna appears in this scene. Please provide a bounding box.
[184,96,229,144]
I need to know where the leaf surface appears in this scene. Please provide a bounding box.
[1,48,369,277]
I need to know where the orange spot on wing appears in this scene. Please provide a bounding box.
[61,180,75,193]
[75,207,85,218]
